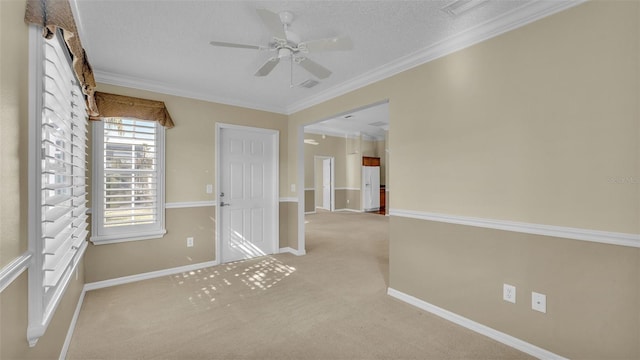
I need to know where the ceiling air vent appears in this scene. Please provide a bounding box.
[441,0,488,17]
[299,79,320,88]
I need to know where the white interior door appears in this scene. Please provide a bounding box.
[217,125,278,263]
[322,158,331,210]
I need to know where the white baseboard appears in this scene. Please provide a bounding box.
[84,260,219,291]
[387,288,567,360]
[58,288,85,360]
[279,247,306,256]
[335,208,362,213]
[304,211,316,215]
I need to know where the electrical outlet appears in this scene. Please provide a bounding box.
[532,292,546,313]
[206,184,213,194]
[347,199,350,204]
[187,237,194,247]
[503,283,516,303]
[290,184,296,192]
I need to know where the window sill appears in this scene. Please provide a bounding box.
[90,230,167,245]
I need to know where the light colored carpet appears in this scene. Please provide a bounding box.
[67,211,532,359]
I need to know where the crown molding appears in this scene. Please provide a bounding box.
[83,1,584,116]
[304,128,384,141]
[93,70,287,115]
[285,0,585,114]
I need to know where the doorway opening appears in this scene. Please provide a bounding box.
[314,156,335,212]
[298,100,390,254]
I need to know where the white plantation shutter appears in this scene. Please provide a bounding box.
[103,119,158,227]
[28,27,88,346]
[91,118,165,243]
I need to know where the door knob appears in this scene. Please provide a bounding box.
[219,201,231,207]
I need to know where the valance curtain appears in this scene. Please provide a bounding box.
[24,0,98,116]
[92,92,175,129]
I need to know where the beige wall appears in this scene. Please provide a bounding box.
[303,133,384,211]
[2,0,639,358]
[390,217,640,359]
[289,2,640,358]
[85,83,292,281]
[290,2,639,234]
[303,133,347,189]
[0,1,86,358]
[94,83,290,202]
[0,0,28,269]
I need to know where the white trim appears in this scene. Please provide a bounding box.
[304,188,314,191]
[304,211,316,215]
[215,123,280,264]
[387,288,568,360]
[335,208,363,213]
[58,286,85,360]
[90,229,167,245]
[165,201,216,209]
[335,187,360,191]
[297,125,306,255]
[304,128,384,141]
[94,70,287,115]
[279,247,306,256]
[390,209,640,249]
[84,260,219,291]
[279,197,298,203]
[314,156,335,212]
[286,0,585,114]
[0,252,33,293]
[91,119,166,244]
[87,3,582,116]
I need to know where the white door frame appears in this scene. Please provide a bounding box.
[215,123,279,264]
[299,100,389,255]
[313,156,335,211]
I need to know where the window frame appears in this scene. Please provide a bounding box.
[90,118,166,244]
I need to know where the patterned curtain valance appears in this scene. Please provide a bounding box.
[91,92,175,129]
[24,0,98,116]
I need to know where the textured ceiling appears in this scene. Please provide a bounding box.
[305,101,389,140]
[74,0,580,116]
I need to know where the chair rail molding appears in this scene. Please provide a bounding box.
[0,252,33,293]
[389,209,640,248]
[165,201,216,209]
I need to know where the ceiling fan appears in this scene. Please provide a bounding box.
[209,9,353,86]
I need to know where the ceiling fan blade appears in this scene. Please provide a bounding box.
[209,41,263,50]
[254,57,280,77]
[256,9,287,40]
[301,36,353,53]
[298,57,332,79]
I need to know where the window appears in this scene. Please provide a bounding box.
[28,27,88,346]
[91,117,166,244]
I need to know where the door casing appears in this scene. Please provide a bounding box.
[215,123,279,264]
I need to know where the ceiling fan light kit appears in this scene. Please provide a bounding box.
[210,8,353,86]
